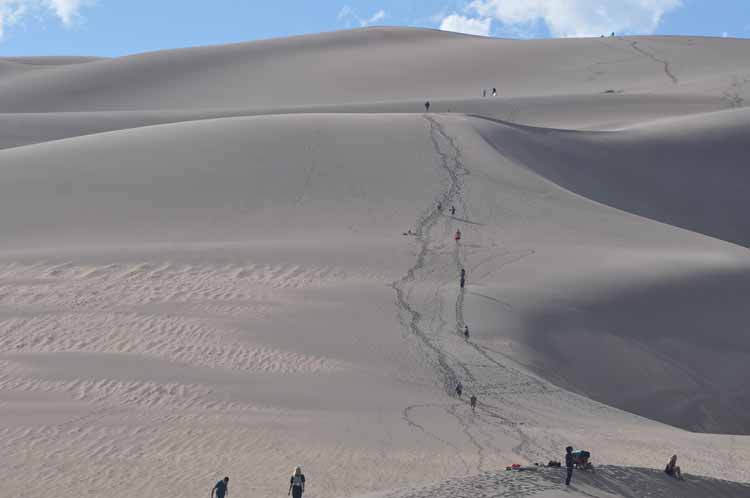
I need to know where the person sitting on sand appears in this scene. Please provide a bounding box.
[665,455,682,480]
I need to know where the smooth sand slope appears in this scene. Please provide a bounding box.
[1,28,750,498]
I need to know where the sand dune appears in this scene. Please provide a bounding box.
[1,28,749,112]
[1,27,750,498]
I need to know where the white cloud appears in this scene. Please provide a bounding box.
[440,14,492,36]
[722,31,729,38]
[337,5,387,28]
[0,0,95,38]
[468,0,682,38]
[48,0,93,26]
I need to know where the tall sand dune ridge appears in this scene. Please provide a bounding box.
[1,27,749,498]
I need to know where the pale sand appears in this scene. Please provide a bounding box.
[1,28,749,498]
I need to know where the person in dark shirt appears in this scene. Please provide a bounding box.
[464,325,470,339]
[664,454,683,479]
[288,467,306,498]
[470,395,477,412]
[212,477,229,498]
[565,446,574,485]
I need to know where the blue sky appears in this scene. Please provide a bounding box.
[0,1,748,56]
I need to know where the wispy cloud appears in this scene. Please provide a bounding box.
[440,14,491,36]
[337,5,387,28]
[0,0,96,38]
[449,0,683,38]
[49,0,94,26]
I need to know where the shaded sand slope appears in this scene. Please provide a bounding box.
[1,113,750,498]
[0,92,728,150]
[472,107,750,247]
[1,28,749,112]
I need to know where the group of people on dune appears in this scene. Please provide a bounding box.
[211,467,306,498]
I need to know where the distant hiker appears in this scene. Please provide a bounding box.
[288,467,306,498]
[425,101,431,112]
[454,230,462,242]
[455,382,463,397]
[492,87,497,97]
[450,206,456,216]
[664,455,683,480]
[565,446,574,486]
[483,89,487,97]
[464,325,470,339]
[611,32,615,37]
[212,477,229,498]
[470,395,477,412]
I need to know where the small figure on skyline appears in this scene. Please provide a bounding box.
[492,87,497,97]
[425,101,431,112]
[211,477,229,498]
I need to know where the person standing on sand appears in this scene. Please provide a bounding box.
[470,395,477,412]
[492,88,497,97]
[464,325,470,339]
[565,446,574,486]
[483,89,487,97]
[450,206,456,216]
[454,229,462,242]
[456,382,463,397]
[288,467,306,498]
[425,101,430,112]
[211,477,229,498]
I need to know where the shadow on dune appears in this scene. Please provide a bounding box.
[471,108,750,248]
[517,267,750,434]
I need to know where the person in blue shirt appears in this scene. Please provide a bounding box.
[212,477,229,498]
